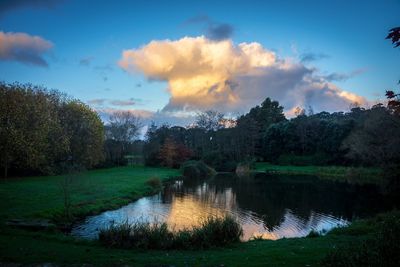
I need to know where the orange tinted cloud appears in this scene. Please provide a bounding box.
[119,36,366,114]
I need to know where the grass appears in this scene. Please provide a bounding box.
[255,162,383,184]
[0,165,179,223]
[0,225,365,266]
[0,164,396,266]
[321,211,400,266]
[99,216,243,250]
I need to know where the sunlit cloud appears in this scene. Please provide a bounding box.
[0,31,53,66]
[119,36,366,115]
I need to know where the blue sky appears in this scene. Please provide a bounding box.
[1,0,399,123]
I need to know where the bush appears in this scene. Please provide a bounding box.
[236,158,256,175]
[192,216,243,247]
[321,212,400,267]
[202,151,238,172]
[145,177,162,189]
[181,161,216,179]
[306,230,321,238]
[98,215,242,250]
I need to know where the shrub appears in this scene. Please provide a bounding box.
[202,151,238,172]
[145,177,162,189]
[236,158,256,175]
[321,212,400,267]
[192,216,243,248]
[98,215,242,250]
[181,161,216,179]
[306,229,321,238]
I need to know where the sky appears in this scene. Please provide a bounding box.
[0,0,399,125]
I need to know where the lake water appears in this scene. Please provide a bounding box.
[72,173,395,240]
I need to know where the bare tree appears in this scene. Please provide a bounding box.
[106,111,143,143]
[194,110,225,131]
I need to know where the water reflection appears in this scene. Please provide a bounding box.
[72,173,394,240]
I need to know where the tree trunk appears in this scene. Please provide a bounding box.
[4,161,8,179]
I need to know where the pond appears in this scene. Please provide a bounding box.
[71,173,395,241]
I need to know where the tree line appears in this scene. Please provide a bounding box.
[143,97,400,173]
[2,82,399,179]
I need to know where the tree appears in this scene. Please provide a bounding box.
[106,111,142,142]
[158,137,192,168]
[386,90,400,116]
[237,98,286,158]
[104,111,142,165]
[386,27,400,48]
[0,83,106,177]
[342,105,400,166]
[194,110,225,131]
[0,83,69,177]
[60,100,104,169]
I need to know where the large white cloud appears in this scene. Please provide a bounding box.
[119,36,365,115]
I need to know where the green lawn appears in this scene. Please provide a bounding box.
[0,165,390,266]
[0,166,179,222]
[255,163,382,184]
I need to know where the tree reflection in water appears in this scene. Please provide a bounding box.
[72,173,396,240]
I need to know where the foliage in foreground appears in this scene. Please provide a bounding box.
[98,215,243,250]
[321,212,400,267]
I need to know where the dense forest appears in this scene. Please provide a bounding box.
[1,82,400,183]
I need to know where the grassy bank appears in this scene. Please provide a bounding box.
[255,163,382,184]
[0,166,179,223]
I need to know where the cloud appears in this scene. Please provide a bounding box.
[185,15,234,40]
[206,23,234,41]
[109,99,136,106]
[88,98,142,107]
[323,68,366,82]
[87,98,106,105]
[184,15,211,25]
[79,56,94,66]
[95,107,195,127]
[0,31,53,66]
[93,64,113,83]
[300,52,329,63]
[119,36,366,115]
[0,0,62,16]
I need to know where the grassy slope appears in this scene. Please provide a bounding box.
[0,166,179,222]
[255,163,382,184]
[0,165,385,266]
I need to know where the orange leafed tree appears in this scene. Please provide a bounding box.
[158,137,192,168]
